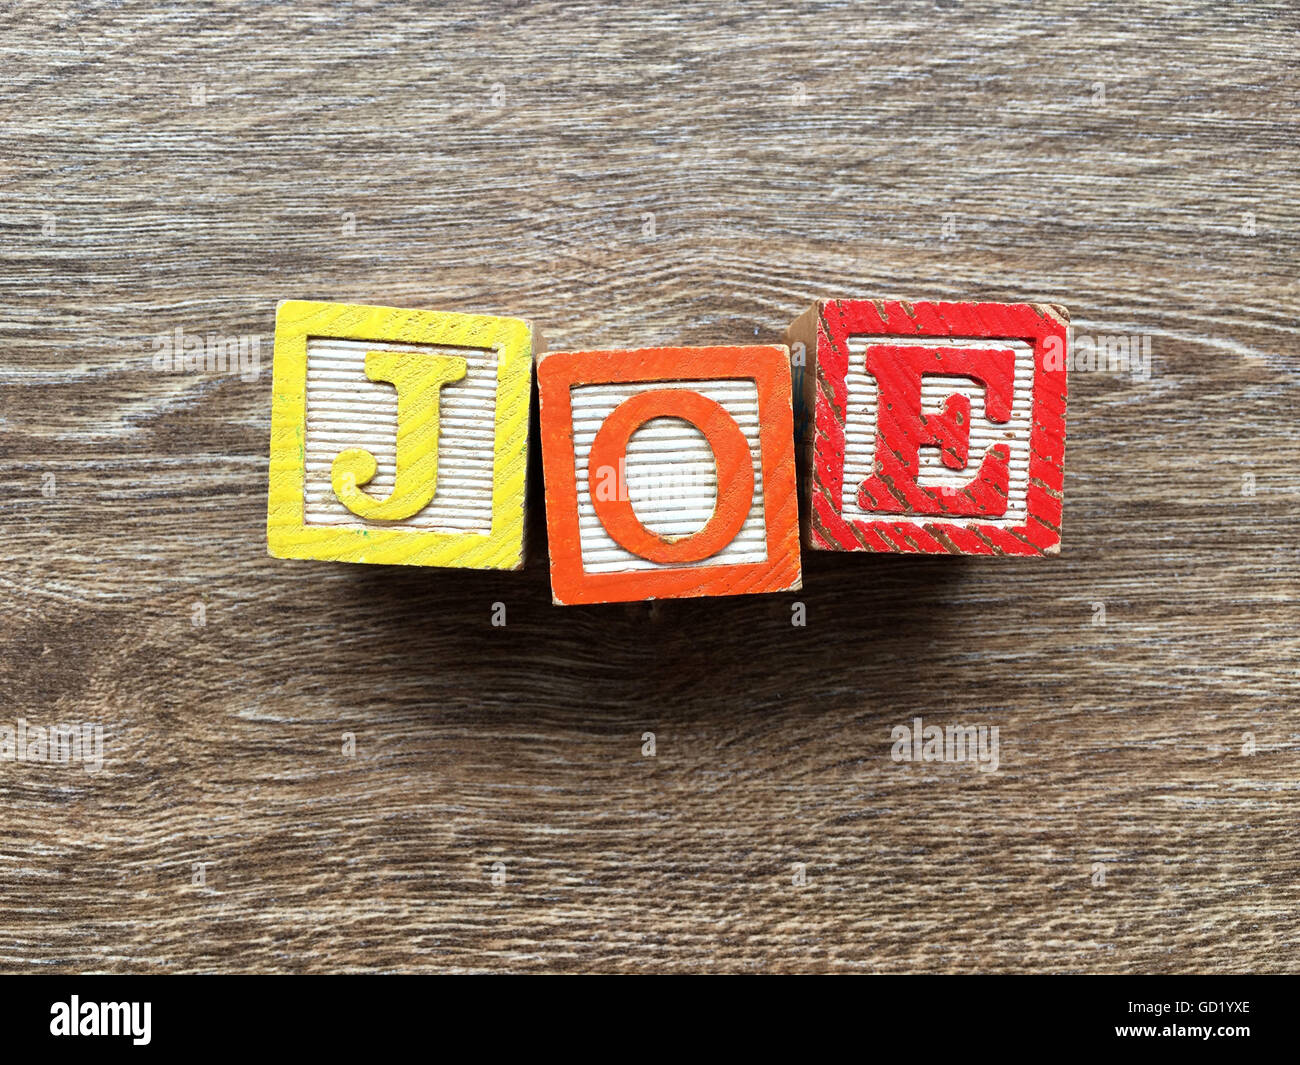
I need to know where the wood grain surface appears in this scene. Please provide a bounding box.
[1,0,1297,974]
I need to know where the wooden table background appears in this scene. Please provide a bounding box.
[1,0,1297,974]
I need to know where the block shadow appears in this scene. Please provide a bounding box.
[325,547,979,727]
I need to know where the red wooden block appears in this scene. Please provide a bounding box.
[536,345,802,604]
[785,300,1068,555]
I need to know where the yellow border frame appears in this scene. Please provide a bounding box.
[267,300,532,569]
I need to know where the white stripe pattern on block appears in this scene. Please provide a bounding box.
[842,337,1035,526]
[303,336,498,533]
[570,379,768,573]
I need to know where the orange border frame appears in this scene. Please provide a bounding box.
[537,346,802,605]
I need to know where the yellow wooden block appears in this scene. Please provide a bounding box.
[267,300,535,569]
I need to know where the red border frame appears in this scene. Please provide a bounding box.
[811,300,1067,556]
[537,346,802,604]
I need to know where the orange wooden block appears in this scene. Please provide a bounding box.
[537,345,802,605]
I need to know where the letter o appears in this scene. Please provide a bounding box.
[587,389,754,564]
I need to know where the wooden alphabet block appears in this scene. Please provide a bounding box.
[785,300,1068,555]
[267,300,535,568]
[537,345,802,604]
